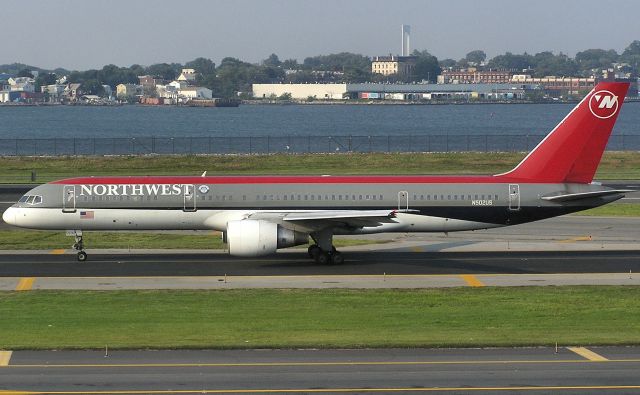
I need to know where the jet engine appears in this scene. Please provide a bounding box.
[226,220,308,257]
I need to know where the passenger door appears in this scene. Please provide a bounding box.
[62,185,76,213]
[183,184,196,212]
[508,184,520,211]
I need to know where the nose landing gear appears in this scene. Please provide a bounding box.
[72,233,87,262]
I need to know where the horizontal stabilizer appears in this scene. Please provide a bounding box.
[541,190,633,202]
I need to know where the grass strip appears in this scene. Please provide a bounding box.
[1,287,639,349]
[572,203,640,217]
[2,151,639,183]
[0,230,383,250]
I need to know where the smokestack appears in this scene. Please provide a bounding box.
[402,25,411,56]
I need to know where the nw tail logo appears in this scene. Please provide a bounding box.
[589,90,619,119]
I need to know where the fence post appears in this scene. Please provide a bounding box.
[93,138,96,155]
[267,136,270,154]
[307,136,311,153]
[249,136,252,154]
[73,138,76,156]
[387,136,390,153]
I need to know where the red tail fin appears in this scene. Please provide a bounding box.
[497,82,630,183]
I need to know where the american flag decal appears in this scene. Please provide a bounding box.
[80,211,94,219]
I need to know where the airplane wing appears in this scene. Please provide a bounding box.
[246,209,402,231]
[541,190,633,202]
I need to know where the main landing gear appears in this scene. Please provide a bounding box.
[72,233,87,262]
[308,229,344,265]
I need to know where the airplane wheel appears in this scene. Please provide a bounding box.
[315,251,331,265]
[77,251,87,262]
[308,245,321,258]
[330,251,344,265]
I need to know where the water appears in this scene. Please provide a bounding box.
[0,102,637,139]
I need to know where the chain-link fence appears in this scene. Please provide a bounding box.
[1,134,639,156]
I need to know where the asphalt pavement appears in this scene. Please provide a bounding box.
[2,347,640,394]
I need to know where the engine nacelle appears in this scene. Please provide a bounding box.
[226,220,308,257]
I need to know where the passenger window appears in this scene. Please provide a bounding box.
[494,194,498,200]
[283,195,287,201]
[454,195,458,200]
[427,195,431,200]
[379,194,383,200]
[447,195,451,200]
[434,195,438,201]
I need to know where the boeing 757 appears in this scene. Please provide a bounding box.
[2,82,632,264]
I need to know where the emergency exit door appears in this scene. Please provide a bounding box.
[508,184,520,211]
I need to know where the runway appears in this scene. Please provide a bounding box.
[1,250,640,290]
[2,347,640,394]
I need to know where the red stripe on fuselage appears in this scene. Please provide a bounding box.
[51,175,536,185]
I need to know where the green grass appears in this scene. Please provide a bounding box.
[0,230,384,250]
[1,287,639,349]
[573,203,640,217]
[2,151,639,183]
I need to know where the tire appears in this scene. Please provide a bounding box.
[308,245,321,258]
[315,251,331,265]
[77,251,87,262]
[330,252,344,265]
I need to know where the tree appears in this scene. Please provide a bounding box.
[81,79,105,96]
[487,52,533,71]
[35,73,57,89]
[621,40,640,75]
[465,50,486,65]
[17,68,34,78]
[282,59,299,70]
[575,49,618,74]
[262,53,282,67]
[412,49,441,82]
[278,92,292,100]
[185,57,216,76]
[145,63,179,81]
[532,52,578,77]
[438,58,456,69]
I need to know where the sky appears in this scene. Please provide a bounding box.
[3,0,638,70]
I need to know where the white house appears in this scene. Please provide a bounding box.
[8,77,35,92]
[177,68,197,82]
[179,86,212,99]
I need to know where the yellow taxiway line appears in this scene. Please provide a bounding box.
[0,351,12,366]
[460,274,485,287]
[567,346,609,361]
[50,249,66,255]
[14,278,34,291]
[5,358,638,369]
[3,385,640,394]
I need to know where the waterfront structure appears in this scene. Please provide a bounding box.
[511,75,596,96]
[7,77,35,92]
[41,84,66,101]
[439,69,513,84]
[116,83,141,99]
[64,83,83,101]
[179,86,213,99]
[371,56,417,78]
[252,83,527,101]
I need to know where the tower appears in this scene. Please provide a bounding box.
[401,25,410,56]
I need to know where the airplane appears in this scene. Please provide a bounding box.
[2,82,633,264]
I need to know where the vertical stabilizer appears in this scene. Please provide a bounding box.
[497,82,629,183]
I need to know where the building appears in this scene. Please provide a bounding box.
[511,75,596,96]
[179,86,213,99]
[371,56,417,77]
[253,84,349,100]
[439,69,513,84]
[7,77,35,92]
[41,84,66,102]
[64,83,83,101]
[116,83,141,99]
[177,68,197,83]
[253,83,528,101]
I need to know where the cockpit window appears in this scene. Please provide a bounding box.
[18,195,43,205]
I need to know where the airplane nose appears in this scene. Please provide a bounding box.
[2,207,16,226]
